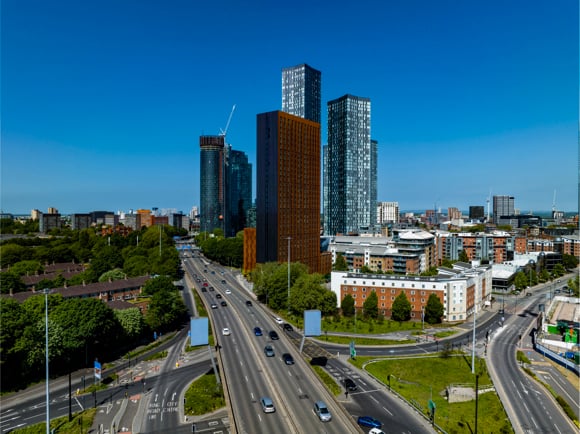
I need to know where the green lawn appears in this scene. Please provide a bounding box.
[351,355,513,434]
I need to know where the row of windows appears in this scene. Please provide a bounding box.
[348,287,434,296]
[351,293,429,303]
[344,280,438,289]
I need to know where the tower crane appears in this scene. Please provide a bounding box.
[219,104,236,143]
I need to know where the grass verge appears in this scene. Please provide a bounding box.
[12,409,96,433]
[311,365,342,396]
[351,354,513,434]
[184,371,225,415]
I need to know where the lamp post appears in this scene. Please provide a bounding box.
[44,288,50,434]
[421,306,425,331]
[286,237,291,314]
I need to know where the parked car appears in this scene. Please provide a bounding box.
[344,378,357,391]
[314,400,332,422]
[357,416,382,428]
[264,345,275,357]
[260,397,275,413]
[254,327,263,336]
[269,330,279,340]
[282,353,294,365]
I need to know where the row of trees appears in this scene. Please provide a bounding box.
[0,275,187,391]
[194,230,243,268]
[1,225,185,294]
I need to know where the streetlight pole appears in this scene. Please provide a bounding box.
[471,301,476,374]
[286,237,291,314]
[44,289,50,434]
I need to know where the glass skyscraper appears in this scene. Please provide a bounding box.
[226,146,252,236]
[493,195,515,224]
[324,94,375,235]
[199,135,225,233]
[282,63,321,124]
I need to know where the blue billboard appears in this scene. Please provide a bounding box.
[303,310,321,337]
[190,318,209,346]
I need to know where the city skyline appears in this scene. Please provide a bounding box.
[2,1,578,214]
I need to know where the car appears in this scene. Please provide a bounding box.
[283,323,294,332]
[215,293,222,299]
[357,416,382,428]
[264,345,275,357]
[221,279,226,284]
[220,301,227,307]
[274,317,284,325]
[209,286,214,291]
[254,327,263,336]
[525,292,532,296]
[225,289,231,295]
[222,327,231,336]
[314,400,332,422]
[344,378,357,391]
[246,300,253,306]
[260,397,275,413]
[210,303,218,309]
[203,282,208,287]
[282,353,294,365]
[269,330,279,340]
[201,287,207,292]
[369,429,386,434]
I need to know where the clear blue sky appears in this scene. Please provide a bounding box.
[2,0,578,215]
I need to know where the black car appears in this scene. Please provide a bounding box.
[246,300,253,306]
[269,330,279,340]
[220,300,227,307]
[216,293,222,299]
[344,378,357,391]
[201,287,207,292]
[282,353,294,365]
[283,323,293,332]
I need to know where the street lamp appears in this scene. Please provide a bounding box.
[44,288,50,434]
[286,237,291,314]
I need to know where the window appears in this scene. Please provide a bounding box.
[391,289,395,294]
[381,289,385,293]
[391,296,395,301]
[362,287,366,292]
[421,291,425,295]
[411,298,415,302]
[411,290,415,295]
[421,298,425,303]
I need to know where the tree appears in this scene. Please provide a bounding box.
[8,260,44,276]
[0,271,25,294]
[363,290,379,319]
[288,273,336,316]
[513,271,528,291]
[341,294,355,317]
[145,290,187,333]
[424,293,444,324]
[562,254,579,270]
[115,308,146,340]
[360,265,373,274]
[552,263,566,278]
[391,292,411,322]
[458,250,469,262]
[99,268,127,282]
[333,253,348,271]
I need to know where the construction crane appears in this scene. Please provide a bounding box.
[219,104,236,143]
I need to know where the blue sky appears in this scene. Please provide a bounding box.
[2,0,578,215]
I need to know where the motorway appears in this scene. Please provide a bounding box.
[2,247,577,434]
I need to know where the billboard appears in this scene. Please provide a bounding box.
[94,360,102,381]
[304,310,321,337]
[190,318,209,346]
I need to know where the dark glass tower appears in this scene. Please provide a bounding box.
[226,146,252,237]
[199,135,225,233]
[282,63,321,124]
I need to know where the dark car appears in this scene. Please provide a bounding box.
[216,293,222,299]
[283,323,294,332]
[220,300,227,307]
[201,287,207,292]
[221,280,226,284]
[282,353,294,365]
[246,300,253,306]
[254,327,263,336]
[357,416,382,428]
[209,286,214,291]
[269,330,279,340]
[344,378,357,391]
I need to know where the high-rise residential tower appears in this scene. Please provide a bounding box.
[324,94,375,235]
[492,195,515,224]
[256,111,322,272]
[282,63,321,124]
[225,146,252,237]
[199,135,225,233]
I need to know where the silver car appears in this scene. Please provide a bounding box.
[260,397,275,413]
[314,400,332,422]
